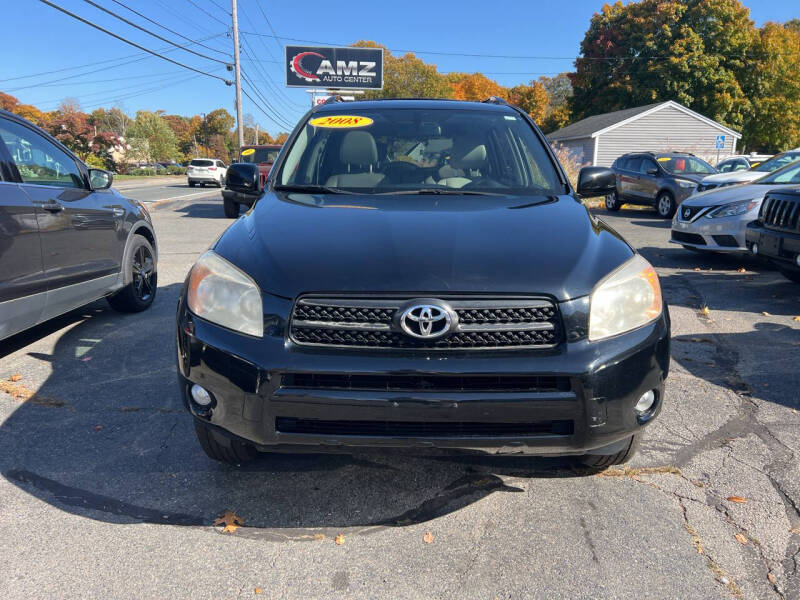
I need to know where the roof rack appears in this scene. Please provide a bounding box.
[482,96,508,105]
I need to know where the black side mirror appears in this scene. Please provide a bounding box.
[88,168,113,190]
[225,163,262,196]
[576,166,616,197]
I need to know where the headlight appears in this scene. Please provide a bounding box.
[706,199,759,218]
[676,179,696,188]
[187,250,263,337]
[589,255,663,341]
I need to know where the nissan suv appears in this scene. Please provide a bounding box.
[606,152,717,218]
[176,98,670,468]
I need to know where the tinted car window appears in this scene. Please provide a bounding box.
[624,157,643,172]
[0,118,83,188]
[276,108,563,195]
[640,158,659,174]
[241,148,280,164]
[753,152,800,173]
[757,162,800,185]
[657,155,715,174]
[190,159,214,167]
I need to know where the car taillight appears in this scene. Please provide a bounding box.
[209,167,217,171]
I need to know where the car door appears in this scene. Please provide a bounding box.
[0,125,46,338]
[637,157,661,204]
[0,117,124,312]
[618,156,642,202]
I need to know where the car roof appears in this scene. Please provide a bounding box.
[311,98,515,114]
[241,144,282,149]
[619,151,696,158]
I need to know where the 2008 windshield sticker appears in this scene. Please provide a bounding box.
[309,116,373,128]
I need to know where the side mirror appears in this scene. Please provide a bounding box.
[225,163,262,196]
[88,168,113,190]
[646,168,659,176]
[576,166,616,197]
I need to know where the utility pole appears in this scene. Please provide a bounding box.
[231,0,244,149]
[254,123,258,145]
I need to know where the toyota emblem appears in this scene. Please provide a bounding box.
[400,304,452,339]
[684,208,691,218]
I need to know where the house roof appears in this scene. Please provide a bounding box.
[546,101,741,141]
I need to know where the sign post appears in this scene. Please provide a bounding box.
[715,134,726,166]
[286,46,383,106]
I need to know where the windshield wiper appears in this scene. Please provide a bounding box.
[273,184,355,195]
[377,188,507,196]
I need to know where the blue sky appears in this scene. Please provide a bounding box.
[2,0,797,134]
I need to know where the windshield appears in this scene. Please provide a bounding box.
[657,155,715,174]
[757,161,800,185]
[753,152,800,173]
[241,147,280,164]
[275,108,563,195]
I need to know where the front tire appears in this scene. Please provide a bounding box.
[656,192,677,219]
[188,181,196,187]
[605,191,622,211]
[579,434,640,469]
[223,197,240,218]
[107,235,157,313]
[194,420,258,464]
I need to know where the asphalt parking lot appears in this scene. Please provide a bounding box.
[1,186,799,599]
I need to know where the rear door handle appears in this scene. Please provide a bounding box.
[42,201,64,213]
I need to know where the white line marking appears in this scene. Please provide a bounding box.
[141,190,220,203]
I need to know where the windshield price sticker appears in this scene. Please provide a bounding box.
[241,148,255,156]
[309,116,374,129]
[657,157,671,162]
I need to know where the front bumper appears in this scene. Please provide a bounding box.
[746,221,800,267]
[176,294,670,456]
[670,209,755,251]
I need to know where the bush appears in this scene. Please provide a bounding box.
[550,143,586,190]
[166,165,186,175]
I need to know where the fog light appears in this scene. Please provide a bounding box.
[752,243,758,255]
[634,390,656,414]
[191,384,212,406]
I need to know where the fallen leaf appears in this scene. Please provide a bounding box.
[793,316,800,322]
[214,510,244,534]
[334,533,345,546]
[762,311,771,317]
[423,531,434,544]
[768,573,776,585]
[694,267,701,272]
[700,306,711,316]
[9,374,22,382]
[790,527,800,534]
[735,533,748,545]
[727,496,748,504]
[254,588,263,595]
[313,533,325,541]
[0,379,35,400]
[736,267,746,273]
[93,425,103,432]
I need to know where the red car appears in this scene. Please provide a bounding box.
[222,144,283,218]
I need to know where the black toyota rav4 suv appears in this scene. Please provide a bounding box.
[176,98,670,467]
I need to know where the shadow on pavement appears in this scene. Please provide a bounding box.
[175,200,228,219]
[0,282,585,534]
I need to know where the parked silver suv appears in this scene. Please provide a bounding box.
[606,152,717,218]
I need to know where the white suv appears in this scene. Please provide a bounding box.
[187,158,227,187]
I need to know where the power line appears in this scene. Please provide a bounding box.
[208,0,229,13]
[241,86,294,131]
[109,0,231,57]
[253,0,284,57]
[184,0,229,27]
[38,0,232,85]
[240,71,294,129]
[13,70,188,90]
[239,35,305,112]
[80,0,230,65]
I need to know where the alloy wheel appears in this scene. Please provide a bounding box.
[131,245,155,302]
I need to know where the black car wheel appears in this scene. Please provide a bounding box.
[107,235,157,313]
[579,434,640,470]
[188,181,196,187]
[656,192,677,219]
[194,420,258,464]
[778,267,800,284]
[223,197,240,218]
[605,191,621,212]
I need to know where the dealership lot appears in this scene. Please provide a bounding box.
[1,191,798,599]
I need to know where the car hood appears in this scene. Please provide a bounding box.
[700,171,765,185]
[683,183,778,207]
[213,192,634,302]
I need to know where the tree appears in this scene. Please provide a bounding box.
[0,92,45,125]
[450,73,507,102]
[741,22,800,151]
[538,74,573,133]
[508,82,548,123]
[127,111,178,162]
[569,0,756,132]
[204,108,234,137]
[90,107,130,138]
[353,41,453,99]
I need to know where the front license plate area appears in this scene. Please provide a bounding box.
[761,233,781,255]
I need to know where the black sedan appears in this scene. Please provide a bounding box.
[176,98,670,467]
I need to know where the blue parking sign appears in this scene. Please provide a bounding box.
[715,135,725,149]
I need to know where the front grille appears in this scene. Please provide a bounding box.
[697,183,718,193]
[761,193,800,232]
[275,417,574,438]
[281,373,571,393]
[290,297,561,350]
[671,230,706,245]
[679,205,710,222]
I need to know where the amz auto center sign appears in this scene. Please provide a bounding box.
[285,46,383,90]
